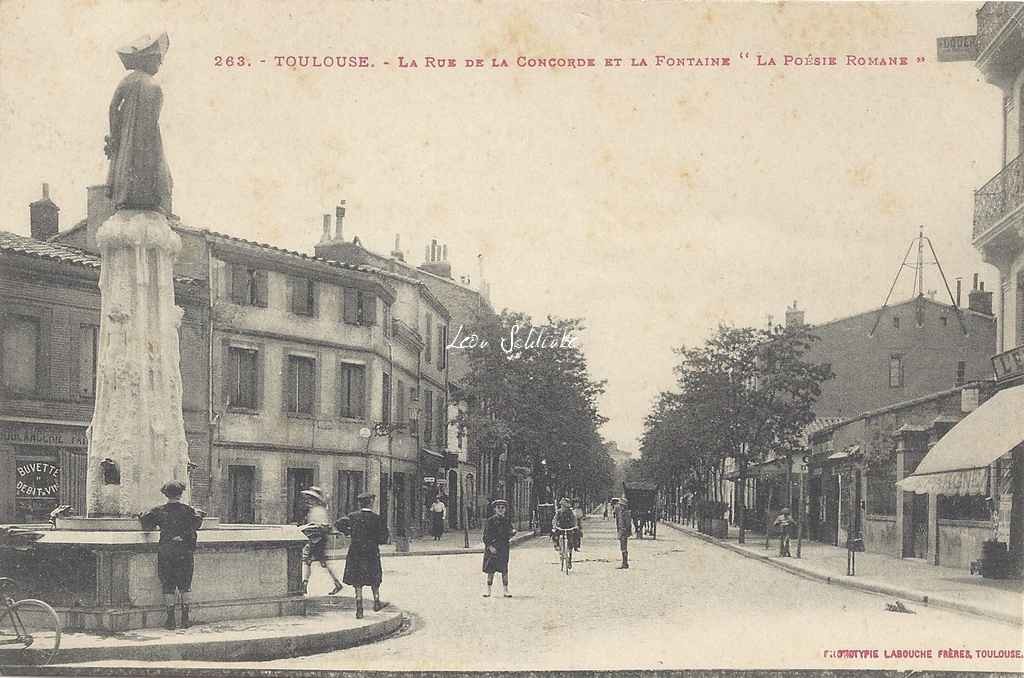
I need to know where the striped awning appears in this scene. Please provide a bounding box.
[897,385,1024,495]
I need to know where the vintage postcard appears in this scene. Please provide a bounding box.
[0,1,1022,675]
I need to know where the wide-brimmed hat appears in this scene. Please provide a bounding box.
[117,32,169,70]
[161,480,186,498]
[491,498,508,508]
[301,486,326,504]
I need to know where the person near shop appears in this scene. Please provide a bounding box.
[139,480,205,630]
[482,498,516,597]
[335,491,388,618]
[615,497,632,570]
[772,507,795,557]
[298,486,344,596]
[429,495,447,541]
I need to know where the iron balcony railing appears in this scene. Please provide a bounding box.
[974,152,1024,238]
[976,2,1023,57]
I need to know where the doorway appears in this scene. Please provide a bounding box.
[448,469,459,529]
[286,467,314,524]
[227,465,255,523]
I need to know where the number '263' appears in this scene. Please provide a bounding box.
[213,56,248,67]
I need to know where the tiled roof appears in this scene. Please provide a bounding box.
[0,230,100,268]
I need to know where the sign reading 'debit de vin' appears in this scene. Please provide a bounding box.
[992,345,1024,381]
[16,462,60,498]
[936,35,978,62]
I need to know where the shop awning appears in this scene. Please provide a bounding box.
[897,385,1024,496]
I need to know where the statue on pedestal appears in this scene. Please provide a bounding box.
[105,32,173,214]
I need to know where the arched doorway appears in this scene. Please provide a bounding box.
[448,469,459,529]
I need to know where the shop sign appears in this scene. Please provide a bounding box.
[0,424,88,447]
[992,345,1024,382]
[16,462,60,498]
[936,35,978,62]
[423,476,436,484]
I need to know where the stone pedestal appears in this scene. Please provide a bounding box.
[0,522,307,632]
[87,209,190,515]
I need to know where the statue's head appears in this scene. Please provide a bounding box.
[117,32,169,74]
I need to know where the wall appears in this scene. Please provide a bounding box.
[937,520,993,570]
[863,515,898,557]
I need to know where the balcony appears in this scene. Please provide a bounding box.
[977,2,1022,56]
[974,152,1024,239]
[976,2,1024,85]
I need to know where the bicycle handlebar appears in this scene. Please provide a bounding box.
[552,526,579,532]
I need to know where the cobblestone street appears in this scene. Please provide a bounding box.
[85,518,1023,672]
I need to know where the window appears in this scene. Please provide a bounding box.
[383,304,391,337]
[286,468,315,524]
[337,363,366,419]
[284,355,316,415]
[424,390,434,443]
[424,316,432,364]
[335,470,363,518]
[436,395,446,447]
[289,277,317,316]
[889,354,903,388]
[229,265,267,307]
[866,460,896,516]
[382,372,392,425]
[396,378,406,424]
[940,316,948,327]
[227,465,256,523]
[79,324,99,397]
[1,316,39,395]
[892,316,900,329]
[956,360,966,387]
[342,288,376,326]
[227,347,258,409]
[438,325,447,368]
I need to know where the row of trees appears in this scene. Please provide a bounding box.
[456,310,615,508]
[640,323,833,540]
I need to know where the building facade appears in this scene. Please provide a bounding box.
[1,191,210,523]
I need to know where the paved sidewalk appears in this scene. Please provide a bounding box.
[326,525,536,559]
[665,521,1023,627]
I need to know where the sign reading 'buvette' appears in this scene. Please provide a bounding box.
[16,462,60,498]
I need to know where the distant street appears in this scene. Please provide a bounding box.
[90,517,1023,672]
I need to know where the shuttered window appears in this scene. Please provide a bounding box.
[342,288,376,326]
[284,355,316,414]
[338,363,366,419]
[424,390,433,443]
[230,265,267,307]
[228,347,259,409]
[79,324,99,397]
[1,316,39,395]
[289,277,317,316]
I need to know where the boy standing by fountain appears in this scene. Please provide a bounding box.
[139,480,204,630]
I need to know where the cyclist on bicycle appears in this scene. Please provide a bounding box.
[550,497,581,552]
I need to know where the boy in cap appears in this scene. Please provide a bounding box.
[482,498,516,597]
[335,491,388,618]
[139,480,205,629]
[299,486,344,595]
[615,498,632,569]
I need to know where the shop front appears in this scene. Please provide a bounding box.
[0,421,89,523]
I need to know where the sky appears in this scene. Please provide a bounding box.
[0,2,1003,455]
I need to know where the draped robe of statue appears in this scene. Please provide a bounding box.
[106,69,173,214]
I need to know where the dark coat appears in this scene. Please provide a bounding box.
[335,509,388,586]
[482,514,515,574]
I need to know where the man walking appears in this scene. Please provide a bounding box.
[615,497,632,570]
[335,491,388,618]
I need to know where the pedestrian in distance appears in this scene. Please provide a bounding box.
[603,502,609,520]
[616,497,632,569]
[335,491,388,619]
[298,486,344,596]
[482,498,517,597]
[773,507,795,557]
[429,495,447,541]
[139,480,205,630]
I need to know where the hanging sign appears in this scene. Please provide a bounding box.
[936,35,978,62]
[16,462,60,498]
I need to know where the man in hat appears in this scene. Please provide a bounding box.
[139,480,205,629]
[106,32,173,214]
[299,486,344,595]
[335,491,388,618]
[482,498,516,597]
[551,497,581,555]
[615,497,632,570]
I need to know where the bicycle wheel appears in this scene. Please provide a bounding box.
[5,599,61,665]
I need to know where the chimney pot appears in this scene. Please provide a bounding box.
[30,182,60,241]
[442,244,448,261]
[956,278,962,307]
[42,183,49,200]
[973,273,979,290]
[335,202,346,241]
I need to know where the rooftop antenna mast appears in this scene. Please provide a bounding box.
[869,226,967,336]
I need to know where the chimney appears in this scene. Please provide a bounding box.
[419,239,452,278]
[785,300,805,328]
[968,274,993,315]
[391,234,405,261]
[955,278,962,307]
[442,244,448,261]
[85,184,115,253]
[30,183,59,241]
[335,202,346,241]
[319,214,332,244]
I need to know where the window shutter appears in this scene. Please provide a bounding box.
[439,326,447,368]
[344,288,359,324]
[287,277,297,314]
[298,358,316,414]
[221,340,232,409]
[255,349,265,410]
[353,365,366,418]
[230,264,247,304]
[364,295,377,326]
[283,355,294,412]
[310,281,320,318]
[425,317,432,364]
[254,270,268,307]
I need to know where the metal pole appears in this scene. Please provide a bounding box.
[797,464,806,558]
[462,471,469,548]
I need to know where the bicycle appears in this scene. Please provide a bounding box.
[552,526,578,575]
[0,577,62,665]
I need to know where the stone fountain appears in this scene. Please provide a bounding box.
[0,32,306,631]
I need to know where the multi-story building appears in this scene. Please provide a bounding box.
[1,186,210,523]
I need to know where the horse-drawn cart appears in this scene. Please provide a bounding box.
[623,481,659,539]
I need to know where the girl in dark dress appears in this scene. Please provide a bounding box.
[139,480,204,629]
[482,498,516,598]
[334,491,388,618]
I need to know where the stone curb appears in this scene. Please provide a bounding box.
[326,530,536,560]
[0,607,404,666]
[664,521,1022,628]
